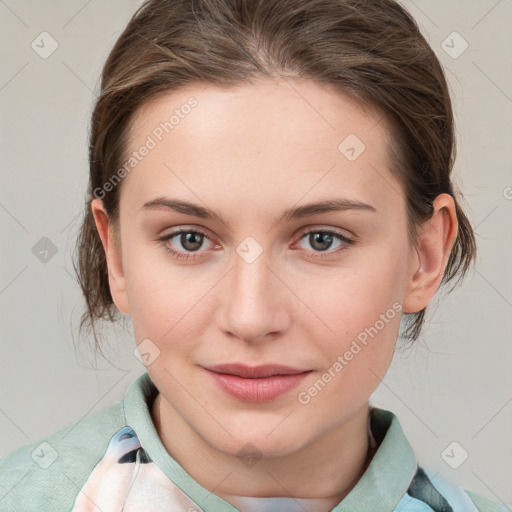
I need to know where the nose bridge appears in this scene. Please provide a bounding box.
[220,236,286,341]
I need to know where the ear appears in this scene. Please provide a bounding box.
[402,193,459,314]
[90,198,130,315]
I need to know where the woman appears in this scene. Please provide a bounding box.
[0,0,507,510]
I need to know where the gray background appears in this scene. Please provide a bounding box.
[1,0,511,506]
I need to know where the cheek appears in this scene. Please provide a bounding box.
[123,241,212,344]
[297,248,406,336]
[295,274,401,413]
[294,247,406,382]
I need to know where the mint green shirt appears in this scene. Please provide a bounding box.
[0,371,509,511]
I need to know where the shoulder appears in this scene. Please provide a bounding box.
[464,489,512,512]
[0,399,127,511]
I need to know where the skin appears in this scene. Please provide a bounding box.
[91,78,458,509]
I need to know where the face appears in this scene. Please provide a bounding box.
[94,78,422,458]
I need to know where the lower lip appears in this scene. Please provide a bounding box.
[204,369,311,403]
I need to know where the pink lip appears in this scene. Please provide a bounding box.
[203,364,312,402]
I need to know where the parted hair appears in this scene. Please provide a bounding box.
[73,0,476,354]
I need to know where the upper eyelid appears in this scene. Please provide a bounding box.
[162,225,353,239]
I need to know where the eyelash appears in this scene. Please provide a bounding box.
[157,227,355,261]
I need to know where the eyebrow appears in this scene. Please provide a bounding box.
[141,196,377,224]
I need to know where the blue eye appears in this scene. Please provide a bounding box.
[157,228,355,261]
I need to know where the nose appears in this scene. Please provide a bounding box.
[217,245,291,344]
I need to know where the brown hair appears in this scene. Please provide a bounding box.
[73,0,476,355]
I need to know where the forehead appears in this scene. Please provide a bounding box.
[120,78,402,220]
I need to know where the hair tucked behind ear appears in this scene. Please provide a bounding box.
[73,0,476,354]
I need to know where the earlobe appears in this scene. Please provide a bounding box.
[90,199,131,316]
[402,193,458,314]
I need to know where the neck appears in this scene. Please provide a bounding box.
[151,394,375,509]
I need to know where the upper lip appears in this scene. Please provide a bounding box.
[204,364,311,379]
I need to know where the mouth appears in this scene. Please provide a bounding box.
[204,363,311,378]
[202,364,312,402]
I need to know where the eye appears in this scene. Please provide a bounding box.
[293,228,355,258]
[157,228,217,260]
[118,429,136,441]
[157,227,355,261]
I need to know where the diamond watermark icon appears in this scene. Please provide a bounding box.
[31,441,59,469]
[338,134,366,162]
[32,237,58,263]
[441,32,468,59]
[236,442,263,468]
[236,236,263,264]
[31,32,59,59]
[134,338,161,366]
[441,441,469,469]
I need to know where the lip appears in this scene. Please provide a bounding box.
[205,363,310,378]
[203,364,312,402]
